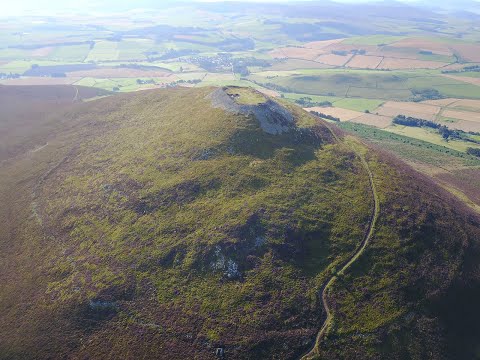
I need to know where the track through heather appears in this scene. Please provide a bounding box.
[299,121,380,360]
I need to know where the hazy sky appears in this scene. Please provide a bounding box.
[3,0,479,16]
[1,0,401,15]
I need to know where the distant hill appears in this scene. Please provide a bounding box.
[0,85,479,359]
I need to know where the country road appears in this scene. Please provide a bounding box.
[299,120,381,360]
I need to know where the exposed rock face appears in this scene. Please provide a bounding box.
[209,88,296,135]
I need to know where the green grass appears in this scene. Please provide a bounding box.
[249,69,480,101]
[338,122,480,167]
[0,48,32,60]
[384,125,480,152]
[49,44,92,62]
[283,92,342,104]
[283,93,383,112]
[417,52,455,63]
[332,98,384,112]
[85,41,119,62]
[117,39,154,61]
[225,86,267,105]
[0,60,64,73]
[458,72,480,78]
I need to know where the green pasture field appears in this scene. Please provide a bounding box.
[383,125,480,152]
[332,98,384,112]
[283,92,383,112]
[49,44,92,62]
[0,60,71,73]
[85,41,119,62]
[283,92,342,104]
[117,39,155,61]
[158,40,217,53]
[249,69,480,100]
[457,72,480,78]
[73,77,167,92]
[338,122,480,168]
[0,48,32,61]
[417,53,456,63]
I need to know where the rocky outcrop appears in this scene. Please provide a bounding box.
[209,88,296,135]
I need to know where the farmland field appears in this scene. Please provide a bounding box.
[349,113,392,128]
[346,55,383,69]
[85,41,119,62]
[305,106,364,120]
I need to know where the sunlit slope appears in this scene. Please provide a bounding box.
[0,86,479,359]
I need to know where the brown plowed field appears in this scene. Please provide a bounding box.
[31,47,54,57]
[377,58,447,70]
[442,74,480,86]
[304,39,345,49]
[305,106,363,120]
[450,120,480,132]
[350,113,392,128]
[315,53,353,66]
[269,47,325,61]
[346,55,383,69]
[324,43,378,53]
[375,101,440,120]
[450,44,480,62]
[389,38,453,56]
[269,59,331,70]
[422,98,461,106]
[442,109,480,122]
[450,99,480,110]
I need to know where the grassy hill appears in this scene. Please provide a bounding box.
[1,86,479,359]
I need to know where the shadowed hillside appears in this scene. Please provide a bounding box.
[0,86,479,359]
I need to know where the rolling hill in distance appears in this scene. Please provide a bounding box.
[1,0,480,359]
[1,85,480,359]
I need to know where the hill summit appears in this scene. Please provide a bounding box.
[1,86,480,360]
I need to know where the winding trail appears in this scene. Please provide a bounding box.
[300,121,381,360]
[73,85,79,102]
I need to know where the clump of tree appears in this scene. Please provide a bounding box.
[466,147,480,157]
[149,49,200,61]
[442,65,480,74]
[393,115,440,129]
[295,96,332,107]
[351,49,366,55]
[438,125,457,140]
[411,88,444,102]
[0,72,20,79]
[51,72,66,78]
[136,79,156,85]
[332,50,348,56]
[233,63,250,76]
[309,111,340,122]
[176,79,201,85]
[393,115,464,140]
